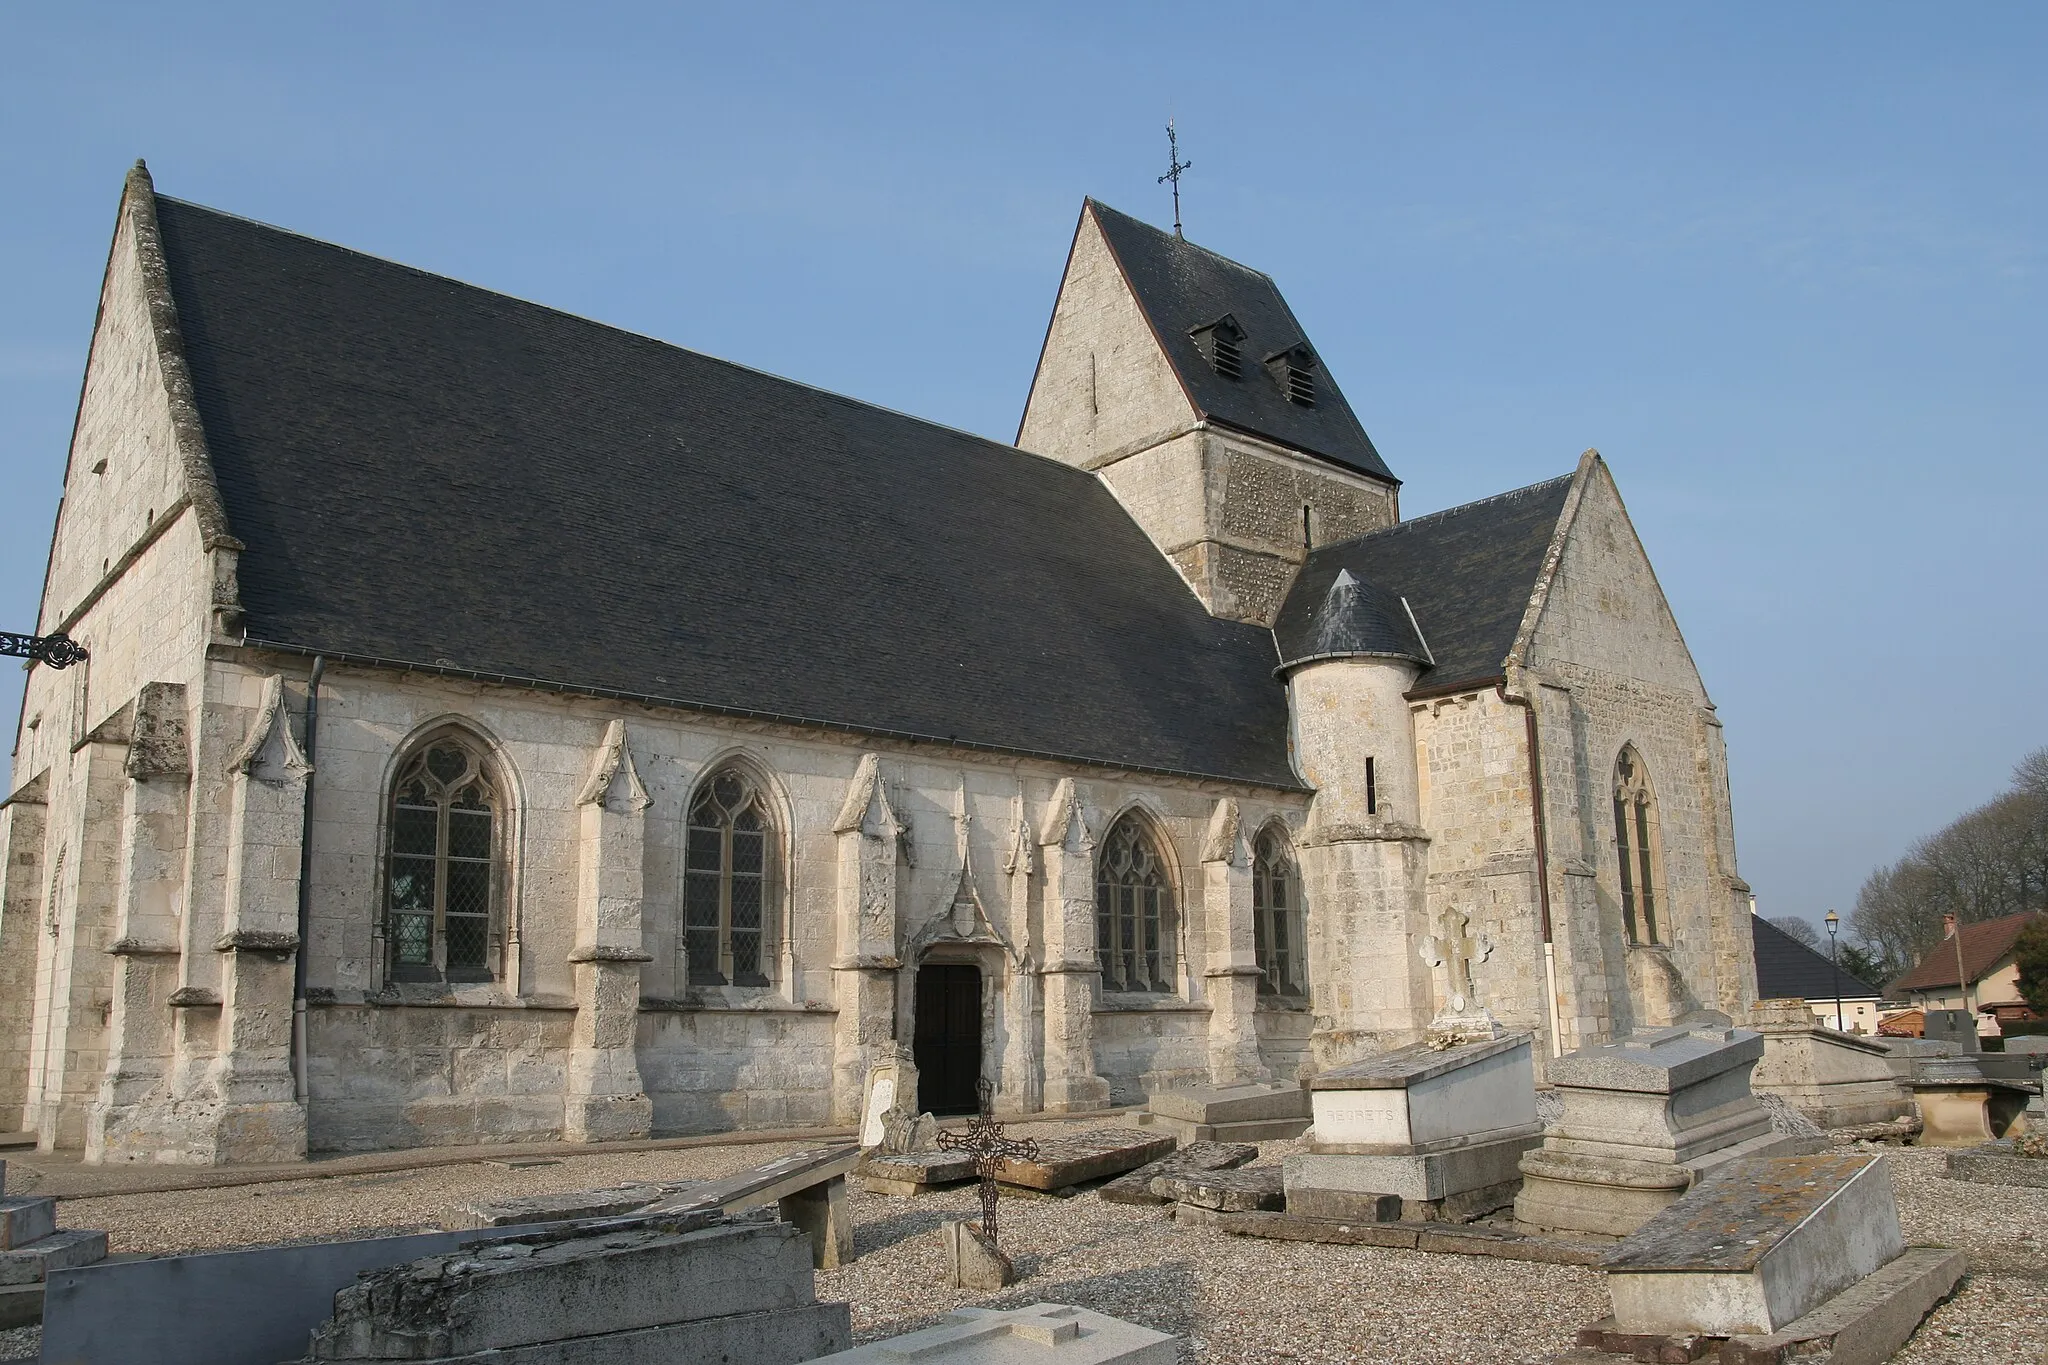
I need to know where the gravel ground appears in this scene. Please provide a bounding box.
[1,1132,2041,1364]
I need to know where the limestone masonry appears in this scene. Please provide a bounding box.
[3,169,1756,1162]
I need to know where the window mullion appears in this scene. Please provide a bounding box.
[719,821,734,982]
[432,800,450,975]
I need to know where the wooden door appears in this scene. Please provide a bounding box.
[914,963,983,1115]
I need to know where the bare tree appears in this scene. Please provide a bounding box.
[1767,915,1822,949]
[1848,746,2048,982]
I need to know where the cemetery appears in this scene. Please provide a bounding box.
[0,1001,2042,1364]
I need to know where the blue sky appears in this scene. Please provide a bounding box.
[3,3,2043,935]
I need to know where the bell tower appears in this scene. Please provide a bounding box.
[1017,200,1400,625]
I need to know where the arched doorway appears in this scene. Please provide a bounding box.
[914,962,983,1115]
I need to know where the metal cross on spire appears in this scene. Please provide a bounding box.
[935,1079,1038,1246]
[1158,119,1191,237]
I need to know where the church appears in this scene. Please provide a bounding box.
[0,163,1756,1163]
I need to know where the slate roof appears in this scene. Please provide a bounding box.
[1751,916,1880,1002]
[1890,911,2043,994]
[150,194,1303,787]
[1274,475,1574,692]
[1086,201,1395,483]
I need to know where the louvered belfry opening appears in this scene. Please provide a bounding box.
[1190,315,1246,381]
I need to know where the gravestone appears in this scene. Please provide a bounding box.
[0,1154,108,1326]
[292,1216,852,1364]
[1097,1141,1256,1206]
[1141,1081,1309,1143]
[943,1217,1016,1292]
[1516,1025,1813,1238]
[1601,1153,1903,1337]
[1284,1031,1541,1223]
[1947,1136,2048,1189]
[857,1150,978,1196]
[995,1129,1175,1192]
[1905,1058,2035,1146]
[1747,998,1912,1129]
[453,1183,670,1230]
[1922,1009,1979,1051]
[1151,1166,1283,1212]
[861,1062,903,1148]
[811,1303,1177,1364]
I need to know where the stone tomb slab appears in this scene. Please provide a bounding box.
[857,1151,979,1196]
[1307,1032,1538,1154]
[812,1302,1178,1364]
[303,1219,820,1361]
[1096,1141,1256,1206]
[1150,1166,1283,1212]
[995,1129,1175,1191]
[452,1184,669,1230]
[1144,1081,1310,1142]
[1601,1153,1904,1338]
[1946,1138,2048,1189]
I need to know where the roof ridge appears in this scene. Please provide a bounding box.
[153,194,1102,486]
[1084,197,1281,288]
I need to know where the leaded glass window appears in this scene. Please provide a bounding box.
[1096,816,1175,994]
[684,769,773,987]
[1253,827,1306,997]
[1613,746,1662,946]
[386,735,501,983]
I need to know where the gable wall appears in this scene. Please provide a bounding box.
[260,659,1309,1150]
[1521,463,1753,1035]
[5,188,222,1141]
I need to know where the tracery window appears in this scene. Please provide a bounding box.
[1252,827,1306,997]
[684,768,774,987]
[1613,746,1664,945]
[1096,815,1175,994]
[387,734,502,983]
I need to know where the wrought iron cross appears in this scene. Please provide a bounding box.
[0,632,86,669]
[1158,119,1191,237]
[935,1079,1037,1246]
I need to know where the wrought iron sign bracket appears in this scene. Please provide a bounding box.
[0,632,88,669]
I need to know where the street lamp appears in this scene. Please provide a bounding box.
[1824,909,1844,1032]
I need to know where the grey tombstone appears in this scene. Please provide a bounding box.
[1515,1024,1817,1238]
[1601,1152,1904,1337]
[1746,998,1913,1129]
[1283,1031,1540,1223]
[809,1303,1178,1365]
[1141,1081,1309,1143]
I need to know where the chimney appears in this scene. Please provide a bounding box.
[1942,913,1958,939]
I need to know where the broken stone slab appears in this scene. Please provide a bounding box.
[1097,1141,1256,1206]
[0,1196,56,1251]
[293,1302,853,1365]
[1150,1166,1283,1212]
[1175,1205,1605,1264]
[1747,999,1914,1130]
[0,1228,109,1286]
[650,1143,863,1217]
[1284,1130,1535,1224]
[1946,1138,2048,1189]
[855,1150,978,1196]
[1306,1032,1539,1155]
[303,1219,816,1360]
[812,1302,1178,1364]
[942,1218,1016,1291]
[1142,1081,1310,1143]
[995,1129,1175,1191]
[1602,1153,1904,1338]
[450,1184,669,1230]
[1280,1187,1401,1224]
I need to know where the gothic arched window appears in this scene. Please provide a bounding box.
[387,732,503,983]
[1253,827,1306,997]
[1096,815,1175,994]
[684,768,774,987]
[1613,746,1664,945]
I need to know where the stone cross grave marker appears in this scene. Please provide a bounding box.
[1419,908,1490,1014]
[936,1080,1037,1247]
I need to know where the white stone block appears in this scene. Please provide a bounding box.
[1603,1153,1904,1337]
[812,1302,1177,1364]
[1306,1032,1536,1153]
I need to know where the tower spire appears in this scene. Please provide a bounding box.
[1158,119,1191,238]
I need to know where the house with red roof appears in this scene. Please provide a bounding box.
[1887,911,2043,1037]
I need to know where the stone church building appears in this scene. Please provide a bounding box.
[0,164,1756,1163]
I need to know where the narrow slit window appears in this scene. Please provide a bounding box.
[1365,757,1378,815]
[1612,746,1663,945]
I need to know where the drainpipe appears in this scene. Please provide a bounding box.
[292,656,325,1106]
[1500,685,1566,1058]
